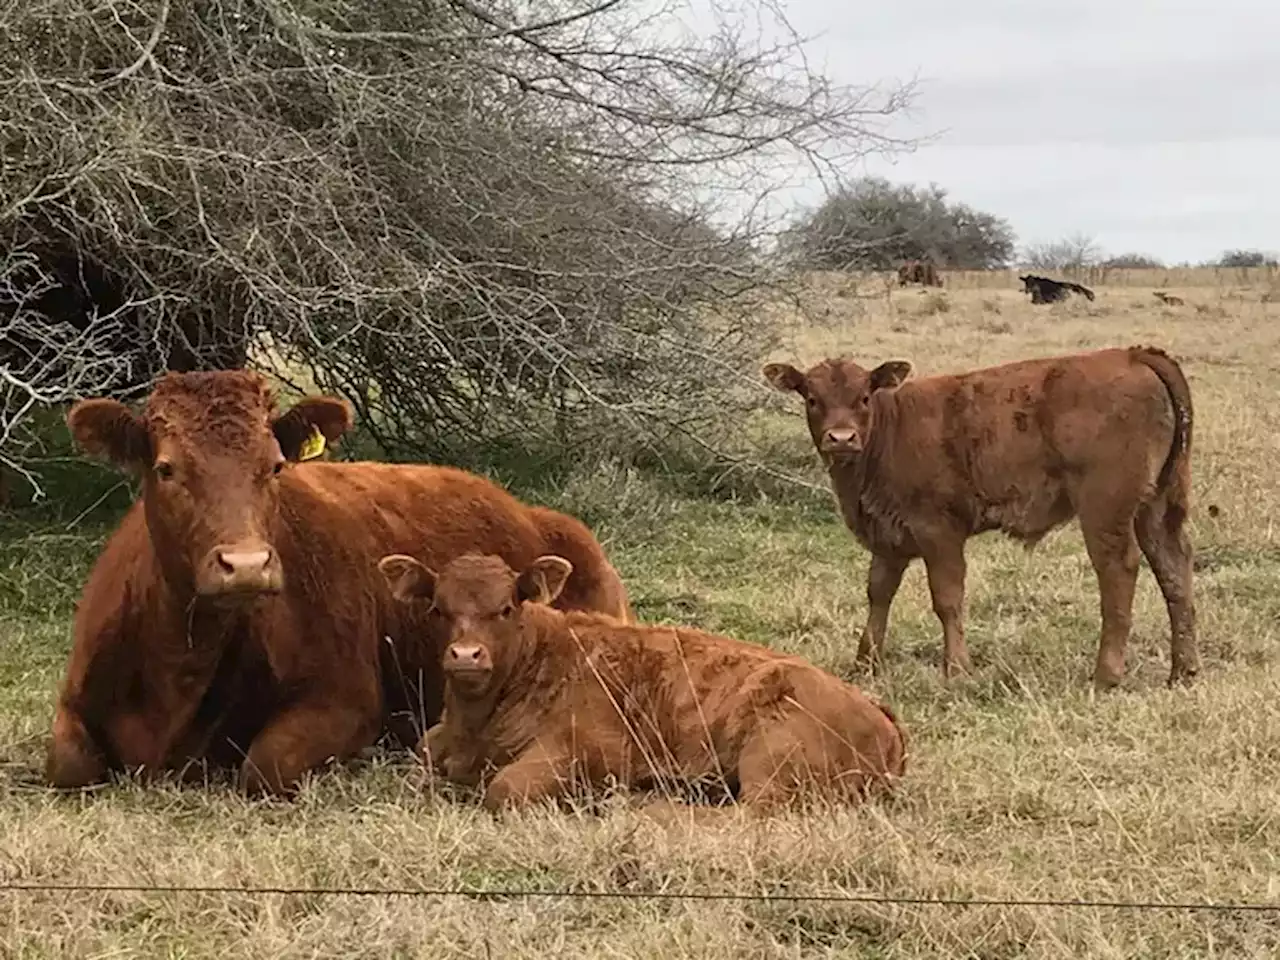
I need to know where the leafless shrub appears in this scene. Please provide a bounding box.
[0,0,915,496]
[1020,233,1103,273]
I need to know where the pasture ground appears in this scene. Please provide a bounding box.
[3,268,1280,957]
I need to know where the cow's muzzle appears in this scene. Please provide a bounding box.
[821,428,863,458]
[196,541,284,598]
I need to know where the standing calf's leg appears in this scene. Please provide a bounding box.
[920,539,970,678]
[1135,502,1199,686]
[856,553,910,672]
[1079,506,1141,690]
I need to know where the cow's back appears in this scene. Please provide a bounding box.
[526,506,631,621]
[880,348,1181,541]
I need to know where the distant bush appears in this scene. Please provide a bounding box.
[783,178,1015,271]
[1211,250,1279,268]
[1101,253,1166,269]
[1021,234,1102,272]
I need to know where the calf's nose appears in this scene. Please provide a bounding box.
[446,643,491,668]
[823,428,860,449]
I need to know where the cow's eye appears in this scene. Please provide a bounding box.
[154,460,174,481]
[272,460,285,476]
[500,603,515,618]
[860,395,870,407]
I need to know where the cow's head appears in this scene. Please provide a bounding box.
[67,370,352,600]
[763,358,913,460]
[378,552,572,699]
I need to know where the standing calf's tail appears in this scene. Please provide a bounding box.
[1129,345,1194,505]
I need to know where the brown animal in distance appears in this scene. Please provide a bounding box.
[47,370,630,798]
[897,259,942,288]
[1153,291,1186,306]
[379,552,907,813]
[763,346,1197,690]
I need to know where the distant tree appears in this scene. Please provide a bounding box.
[1101,253,1165,269]
[1021,233,1103,272]
[1212,249,1279,268]
[785,178,1016,271]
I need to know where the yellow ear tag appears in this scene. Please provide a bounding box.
[297,424,326,462]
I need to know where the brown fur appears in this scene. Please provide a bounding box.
[897,259,942,288]
[383,553,907,813]
[46,370,629,798]
[763,345,1198,690]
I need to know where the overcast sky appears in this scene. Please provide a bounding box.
[769,0,1279,263]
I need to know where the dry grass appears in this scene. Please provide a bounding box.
[3,267,1280,957]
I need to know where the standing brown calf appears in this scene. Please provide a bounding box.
[763,346,1197,690]
[379,553,907,812]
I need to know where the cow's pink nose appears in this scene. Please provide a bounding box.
[216,549,272,575]
[199,543,282,596]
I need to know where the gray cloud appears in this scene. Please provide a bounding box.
[773,0,1279,262]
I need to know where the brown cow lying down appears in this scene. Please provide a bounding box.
[764,345,1197,690]
[378,552,907,812]
[47,370,630,798]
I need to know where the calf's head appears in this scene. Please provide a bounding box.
[378,552,573,697]
[67,370,352,600]
[763,358,913,460]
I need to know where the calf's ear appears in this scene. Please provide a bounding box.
[378,554,438,604]
[761,363,806,394]
[273,396,354,461]
[516,555,574,606]
[869,360,913,392]
[66,399,152,473]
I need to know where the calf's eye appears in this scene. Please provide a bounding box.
[154,461,174,481]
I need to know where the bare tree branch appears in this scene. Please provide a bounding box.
[0,0,917,496]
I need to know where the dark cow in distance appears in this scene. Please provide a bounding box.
[897,259,942,288]
[1020,274,1095,304]
[47,370,630,797]
[763,346,1197,690]
[380,552,907,812]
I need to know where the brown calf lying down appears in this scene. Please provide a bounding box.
[47,370,629,798]
[379,552,907,812]
[764,345,1197,690]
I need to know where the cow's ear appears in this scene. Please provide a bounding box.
[516,555,574,606]
[869,360,913,393]
[378,554,437,604]
[273,396,354,462]
[762,363,807,395]
[66,399,152,472]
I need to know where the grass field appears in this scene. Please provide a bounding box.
[3,268,1280,957]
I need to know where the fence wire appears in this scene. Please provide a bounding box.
[2,882,1278,913]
